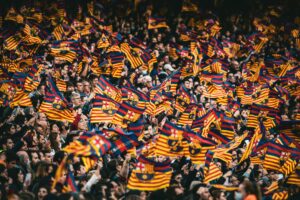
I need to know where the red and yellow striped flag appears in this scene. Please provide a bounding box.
[128,156,172,191]
[120,43,143,69]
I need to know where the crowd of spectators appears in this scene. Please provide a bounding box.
[0,0,299,200]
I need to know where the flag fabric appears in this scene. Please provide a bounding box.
[264,181,279,195]
[94,75,122,102]
[155,121,186,157]
[120,43,143,69]
[239,126,262,163]
[24,64,40,92]
[110,132,140,156]
[181,1,198,12]
[184,130,217,164]
[127,155,172,191]
[148,17,169,29]
[272,191,288,200]
[63,169,79,193]
[121,87,149,109]
[64,132,111,157]
[203,151,223,184]
[174,84,195,113]
[10,89,32,108]
[109,52,125,78]
[52,156,68,190]
[112,102,144,128]
[90,94,120,123]
[280,158,297,176]
[97,33,110,48]
[263,143,282,171]
[286,162,300,186]
[39,76,74,122]
[81,157,97,172]
[177,104,198,127]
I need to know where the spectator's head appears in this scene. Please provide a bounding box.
[2,136,14,150]
[164,64,174,74]
[16,151,30,166]
[239,180,262,200]
[76,81,84,93]
[212,190,226,200]
[37,185,49,200]
[77,114,88,131]
[194,183,211,200]
[71,92,81,107]
[83,80,91,94]
[29,151,40,167]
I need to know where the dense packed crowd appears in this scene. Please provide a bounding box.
[0,0,300,200]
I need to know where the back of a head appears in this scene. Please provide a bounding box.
[243,180,262,200]
[126,194,141,200]
[18,191,35,200]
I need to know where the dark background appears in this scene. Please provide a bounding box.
[0,0,299,16]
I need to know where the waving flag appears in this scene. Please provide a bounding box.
[90,94,120,123]
[39,77,74,122]
[110,132,140,156]
[128,156,172,191]
[109,52,125,78]
[148,17,169,29]
[64,132,111,157]
[120,43,143,69]
[10,89,32,108]
[121,87,149,109]
[178,104,199,127]
[97,33,110,48]
[112,102,144,128]
[174,85,195,113]
[94,75,122,102]
[63,169,79,193]
[239,125,262,163]
[203,151,223,184]
[155,121,187,157]
[183,129,217,164]
[263,142,282,171]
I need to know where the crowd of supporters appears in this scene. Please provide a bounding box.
[0,0,300,200]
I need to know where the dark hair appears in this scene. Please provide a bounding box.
[243,180,262,200]
[211,190,223,200]
[49,132,60,151]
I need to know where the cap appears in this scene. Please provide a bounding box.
[164,64,174,72]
